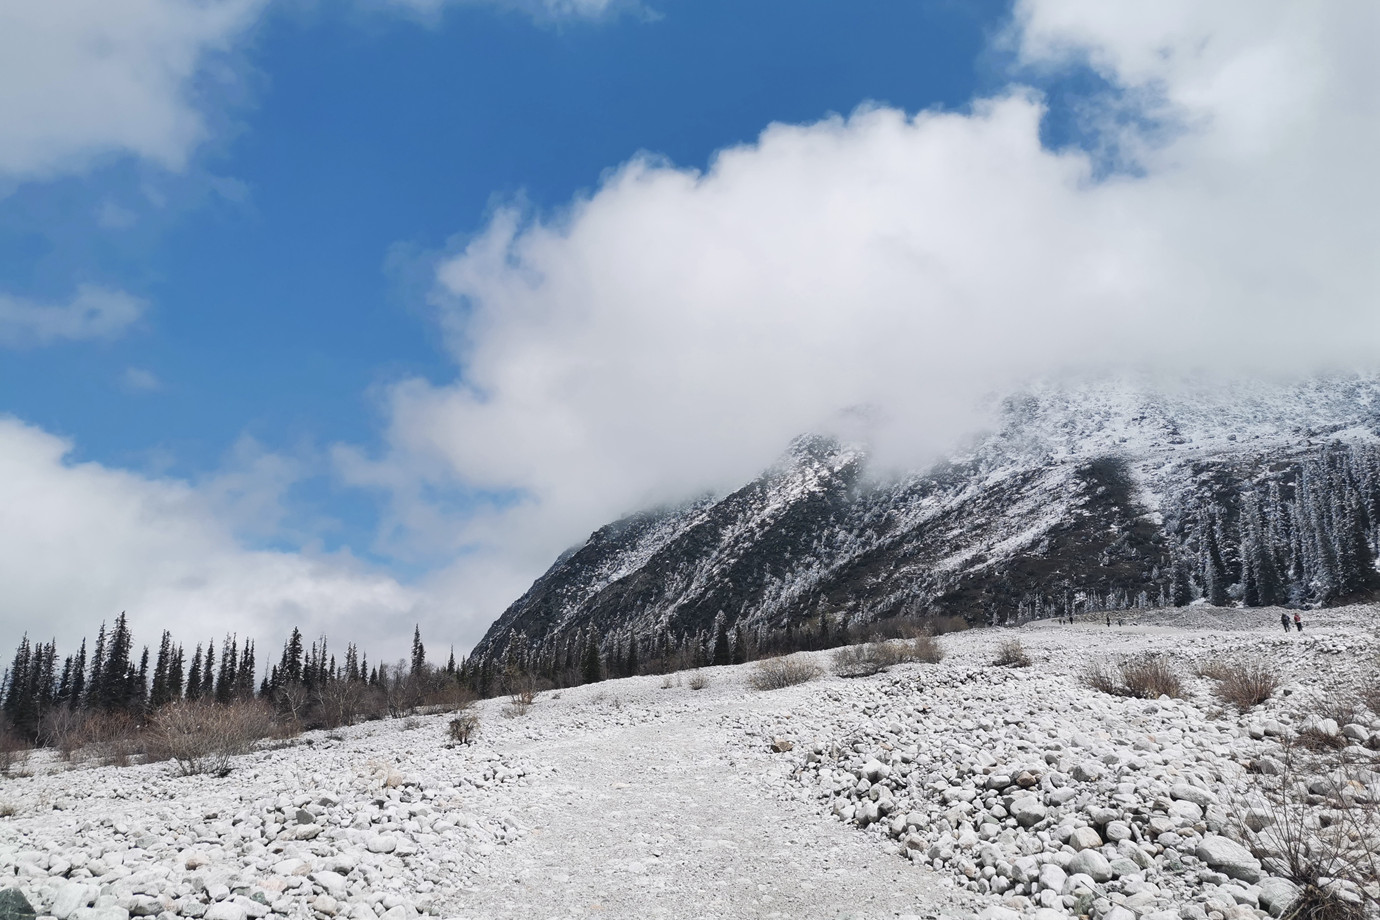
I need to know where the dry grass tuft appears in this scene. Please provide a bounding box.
[1295,725,1348,752]
[1209,660,1280,712]
[1085,653,1186,700]
[993,638,1031,668]
[909,634,945,664]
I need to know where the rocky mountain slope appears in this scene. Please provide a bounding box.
[471,376,1380,669]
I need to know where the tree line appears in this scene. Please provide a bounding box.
[1162,441,1380,609]
[0,616,470,749]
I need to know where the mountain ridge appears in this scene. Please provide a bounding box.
[470,375,1380,671]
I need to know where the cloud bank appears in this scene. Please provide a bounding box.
[344,0,1380,645]
[0,0,267,183]
[0,418,423,662]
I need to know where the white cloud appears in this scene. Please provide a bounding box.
[342,1,1380,647]
[0,418,425,666]
[0,285,147,347]
[121,367,162,393]
[375,0,629,24]
[0,0,267,183]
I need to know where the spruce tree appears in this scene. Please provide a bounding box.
[186,645,203,701]
[712,621,730,666]
[581,640,602,685]
[411,626,426,676]
[200,642,215,699]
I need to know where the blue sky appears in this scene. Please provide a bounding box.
[2,1,1374,660]
[2,0,1008,558]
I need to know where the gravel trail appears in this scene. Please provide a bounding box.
[441,691,974,920]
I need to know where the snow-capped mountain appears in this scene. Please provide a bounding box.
[470,375,1380,669]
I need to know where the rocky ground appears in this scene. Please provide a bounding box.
[2,606,1378,920]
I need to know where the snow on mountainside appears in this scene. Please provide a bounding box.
[470,375,1380,670]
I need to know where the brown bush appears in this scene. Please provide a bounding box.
[832,642,903,677]
[0,722,30,776]
[1295,725,1349,753]
[931,616,970,635]
[39,707,85,761]
[687,670,708,691]
[78,710,144,766]
[1083,659,1121,696]
[1085,654,1186,700]
[909,634,945,664]
[748,655,823,691]
[448,711,478,744]
[1210,661,1280,712]
[147,700,274,776]
[1195,659,1234,682]
[993,639,1031,668]
[1117,654,1185,699]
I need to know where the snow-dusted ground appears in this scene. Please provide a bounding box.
[3,606,1379,920]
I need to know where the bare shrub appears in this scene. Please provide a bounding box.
[1363,675,1380,718]
[501,669,538,716]
[993,639,1031,668]
[147,700,274,776]
[1295,725,1349,753]
[832,642,906,677]
[1119,654,1185,699]
[1085,654,1187,700]
[1083,659,1121,696]
[275,681,313,731]
[908,634,945,664]
[659,674,673,690]
[1195,659,1234,682]
[0,723,30,776]
[931,616,969,635]
[39,707,85,761]
[79,711,144,766]
[317,679,370,729]
[748,656,822,691]
[1317,696,1367,730]
[428,679,476,714]
[0,803,14,817]
[1211,661,1280,712]
[448,711,478,745]
[687,670,708,691]
[1234,743,1380,920]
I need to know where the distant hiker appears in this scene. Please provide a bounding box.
[1294,612,1304,632]
[1281,612,1291,634]
[1105,614,1111,627]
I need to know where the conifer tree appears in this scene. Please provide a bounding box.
[712,620,730,666]
[581,640,602,685]
[411,626,426,676]
[200,641,215,699]
[186,645,204,701]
